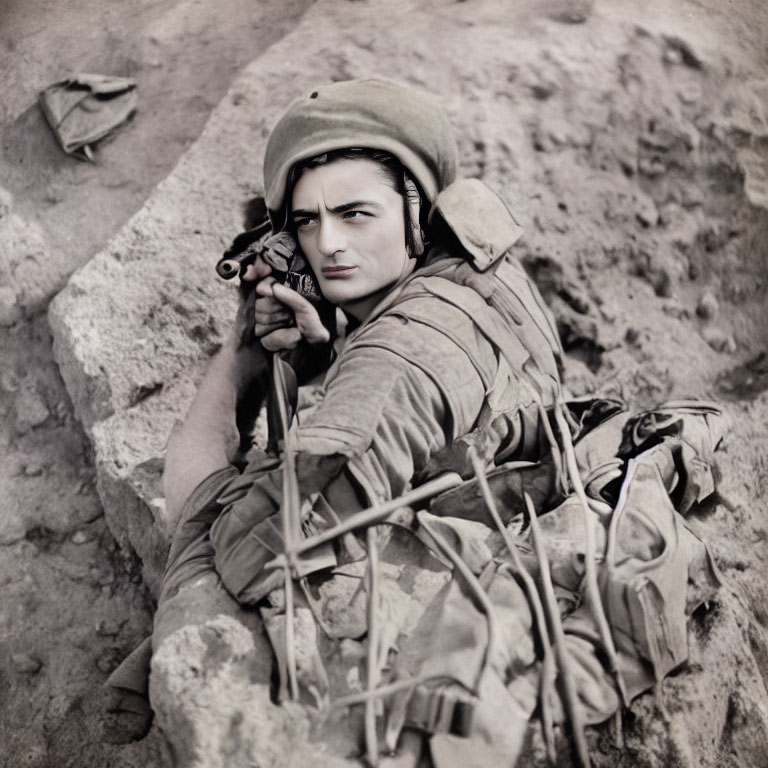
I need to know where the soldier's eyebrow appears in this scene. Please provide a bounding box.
[291,199,382,219]
[328,200,382,213]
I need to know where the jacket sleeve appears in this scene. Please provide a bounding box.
[210,310,496,605]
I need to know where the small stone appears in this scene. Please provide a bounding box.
[339,638,366,661]
[530,82,555,100]
[652,268,673,298]
[12,653,42,674]
[625,327,640,345]
[44,184,63,205]
[0,185,12,218]
[635,191,659,227]
[638,153,667,177]
[702,326,736,353]
[345,666,362,693]
[103,537,117,555]
[599,306,616,323]
[21,458,45,477]
[531,124,551,153]
[71,530,90,544]
[680,184,704,209]
[0,213,54,317]
[697,291,719,321]
[546,0,593,23]
[54,400,69,421]
[662,35,704,69]
[738,148,768,211]
[677,83,702,106]
[662,298,688,319]
[0,369,19,392]
[0,286,21,327]
[95,618,124,637]
[663,47,683,66]
[95,647,121,674]
[14,388,50,433]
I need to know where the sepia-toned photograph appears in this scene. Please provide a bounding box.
[1,1,767,766]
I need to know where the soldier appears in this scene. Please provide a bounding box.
[107,80,721,768]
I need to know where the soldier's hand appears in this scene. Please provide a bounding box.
[241,255,273,282]
[260,282,331,352]
[234,254,274,346]
[253,276,294,338]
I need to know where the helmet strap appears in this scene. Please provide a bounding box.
[404,175,425,258]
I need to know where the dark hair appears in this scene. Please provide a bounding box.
[285,147,427,257]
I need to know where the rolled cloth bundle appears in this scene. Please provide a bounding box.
[263,78,459,226]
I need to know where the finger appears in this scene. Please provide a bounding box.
[271,283,331,344]
[241,264,260,281]
[254,317,292,336]
[242,254,273,282]
[255,275,279,297]
[262,327,303,352]
[254,310,292,325]
[254,294,288,314]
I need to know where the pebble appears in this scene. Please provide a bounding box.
[71,530,90,544]
[697,291,719,321]
[95,647,121,674]
[339,638,366,661]
[662,35,704,69]
[663,47,683,66]
[635,192,659,227]
[677,82,702,106]
[99,572,116,586]
[599,306,616,323]
[546,0,594,24]
[0,287,21,327]
[12,653,42,674]
[702,325,736,353]
[345,666,362,692]
[662,298,688,319]
[638,155,667,178]
[21,458,45,477]
[680,183,704,208]
[0,369,19,392]
[96,618,124,637]
[44,183,63,205]
[14,389,51,433]
[625,327,640,345]
[0,185,13,218]
[652,269,673,298]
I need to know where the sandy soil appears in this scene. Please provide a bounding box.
[1,0,767,766]
[0,2,311,765]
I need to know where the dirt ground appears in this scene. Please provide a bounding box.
[1,0,767,766]
[0,1,311,765]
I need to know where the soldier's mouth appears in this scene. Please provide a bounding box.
[322,265,357,278]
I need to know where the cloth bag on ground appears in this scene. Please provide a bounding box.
[39,74,137,159]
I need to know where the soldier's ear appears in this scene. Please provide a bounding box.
[404,176,424,258]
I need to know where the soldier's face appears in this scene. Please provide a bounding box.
[290,158,411,320]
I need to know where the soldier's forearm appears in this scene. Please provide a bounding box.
[163,337,269,520]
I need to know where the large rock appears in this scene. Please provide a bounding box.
[0,186,59,325]
[151,615,297,768]
[90,376,201,595]
[47,0,768,764]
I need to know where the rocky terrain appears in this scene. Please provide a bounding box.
[2,0,768,766]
